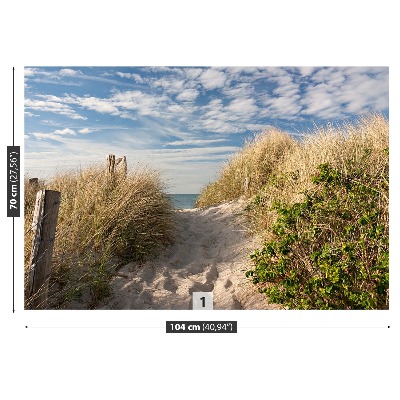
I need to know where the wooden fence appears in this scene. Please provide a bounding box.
[106,154,127,177]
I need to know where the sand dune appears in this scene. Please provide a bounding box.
[101,199,280,310]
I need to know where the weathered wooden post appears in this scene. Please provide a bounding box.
[113,155,127,177]
[107,154,116,176]
[121,156,127,176]
[27,190,61,309]
[29,178,39,187]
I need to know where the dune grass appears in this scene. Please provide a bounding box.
[197,113,389,309]
[24,165,174,309]
[196,128,297,207]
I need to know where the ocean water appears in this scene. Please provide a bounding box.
[168,194,199,209]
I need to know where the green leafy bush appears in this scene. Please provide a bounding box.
[246,159,388,309]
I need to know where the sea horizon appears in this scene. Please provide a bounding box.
[167,193,199,209]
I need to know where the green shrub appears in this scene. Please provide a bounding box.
[246,159,388,309]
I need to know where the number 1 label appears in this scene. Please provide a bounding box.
[193,292,213,310]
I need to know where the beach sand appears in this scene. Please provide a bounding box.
[100,199,281,310]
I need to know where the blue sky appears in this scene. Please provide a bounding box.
[24,66,389,193]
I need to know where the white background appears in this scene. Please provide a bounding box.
[1,1,398,399]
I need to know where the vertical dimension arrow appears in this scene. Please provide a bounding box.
[7,67,19,312]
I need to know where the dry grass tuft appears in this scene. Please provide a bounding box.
[24,165,174,308]
[196,128,297,207]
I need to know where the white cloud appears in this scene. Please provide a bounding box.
[77,96,120,114]
[116,72,144,83]
[111,90,170,116]
[297,67,315,77]
[54,128,76,135]
[142,66,184,75]
[337,70,389,113]
[166,104,186,114]
[59,68,82,77]
[152,77,185,94]
[199,68,226,89]
[222,83,254,99]
[273,83,299,97]
[263,95,302,118]
[226,98,258,115]
[300,67,388,118]
[207,99,223,109]
[24,98,87,120]
[226,67,259,75]
[176,88,199,101]
[190,96,264,133]
[185,68,203,79]
[24,68,39,76]
[30,127,76,142]
[31,132,66,141]
[40,119,62,126]
[270,73,293,86]
[78,128,95,134]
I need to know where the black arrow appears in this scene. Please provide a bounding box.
[13,66,15,313]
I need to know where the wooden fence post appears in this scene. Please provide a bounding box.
[27,189,61,309]
[107,154,115,176]
[121,156,127,176]
[29,178,39,187]
[108,154,127,177]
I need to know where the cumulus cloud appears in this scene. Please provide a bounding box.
[40,119,62,126]
[185,68,203,79]
[116,72,144,83]
[300,67,389,118]
[78,128,95,134]
[31,132,65,141]
[152,77,185,94]
[190,95,264,133]
[297,67,315,77]
[226,98,258,115]
[24,68,39,76]
[222,83,254,99]
[54,128,76,135]
[263,95,302,119]
[30,127,76,141]
[199,68,226,89]
[59,68,82,77]
[176,88,199,101]
[77,96,120,114]
[111,90,170,116]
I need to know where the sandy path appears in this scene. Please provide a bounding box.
[101,200,280,310]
